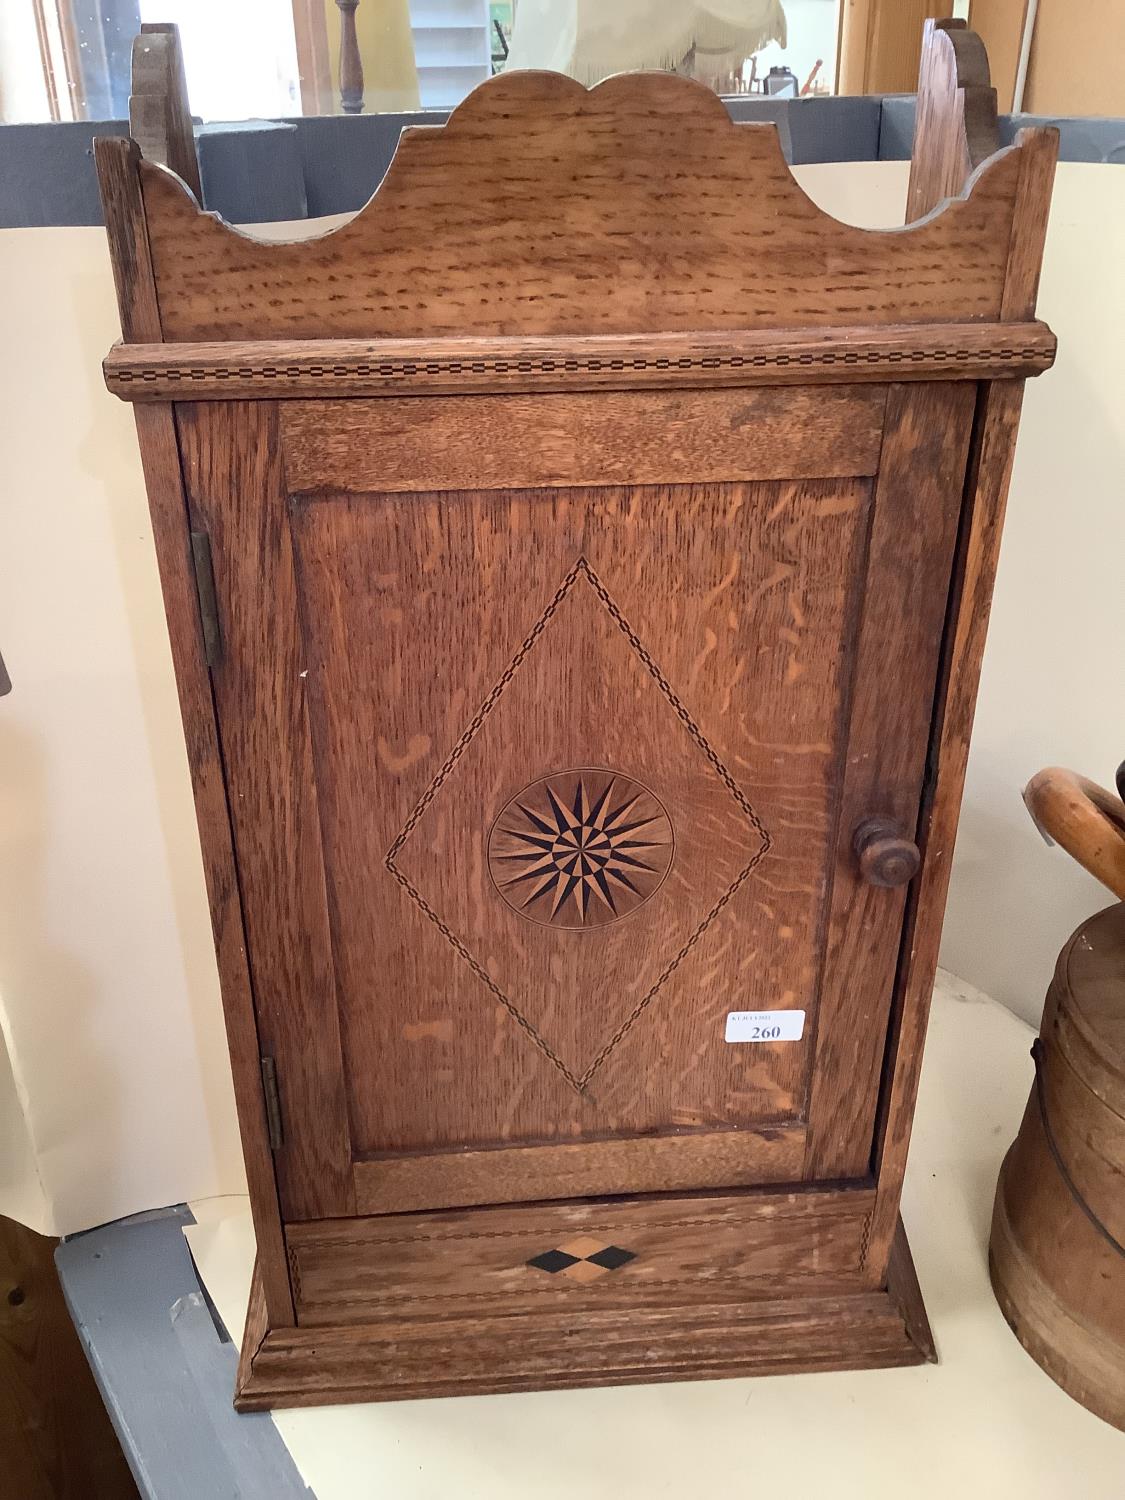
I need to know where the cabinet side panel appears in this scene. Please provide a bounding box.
[131,404,294,1325]
[97,133,295,1326]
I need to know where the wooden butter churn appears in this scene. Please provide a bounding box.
[992,766,1125,1429]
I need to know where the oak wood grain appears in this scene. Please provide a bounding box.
[907,18,999,222]
[280,386,886,494]
[353,1126,807,1215]
[235,1256,269,1399]
[101,322,1058,402]
[239,1216,934,1407]
[130,406,295,1321]
[1000,127,1059,321]
[804,382,975,1180]
[863,60,1056,1276]
[245,1293,928,1406]
[129,23,202,202]
[176,401,354,1222]
[284,465,906,1168]
[134,70,1042,343]
[866,381,1027,1274]
[98,22,1058,1410]
[95,133,294,1322]
[289,1185,873,1326]
[885,1215,937,1360]
[93,137,163,344]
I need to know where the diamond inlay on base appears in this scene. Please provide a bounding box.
[526,1236,638,1282]
[488,769,674,929]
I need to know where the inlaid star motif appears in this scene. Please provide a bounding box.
[488,769,674,929]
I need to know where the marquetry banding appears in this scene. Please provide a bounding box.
[103,322,1056,402]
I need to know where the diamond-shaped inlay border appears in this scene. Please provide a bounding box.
[527,1236,637,1283]
[384,556,772,1093]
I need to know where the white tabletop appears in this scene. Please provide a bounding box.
[186,971,1125,1498]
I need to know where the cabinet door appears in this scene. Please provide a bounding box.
[177,381,973,1221]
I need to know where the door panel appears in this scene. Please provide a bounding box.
[292,476,867,1167]
[177,383,970,1219]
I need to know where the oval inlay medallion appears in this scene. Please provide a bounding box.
[488,769,674,929]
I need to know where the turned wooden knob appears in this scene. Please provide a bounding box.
[853,817,920,887]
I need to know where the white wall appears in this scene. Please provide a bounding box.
[939,164,1125,1021]
[0,230,245,1235]
[0,0,53,123]
[800,160,1125,1025]
[0,158,1119,1234]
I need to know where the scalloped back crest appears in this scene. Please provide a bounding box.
[107,66,1056,342]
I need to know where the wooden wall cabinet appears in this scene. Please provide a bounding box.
[98,22,1056,1408]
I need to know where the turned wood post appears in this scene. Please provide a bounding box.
[336,0,364,114]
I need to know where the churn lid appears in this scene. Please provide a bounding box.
[1047,901,1125,1121]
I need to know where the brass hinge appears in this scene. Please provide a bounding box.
[189,530,222,666]
[260,1056,284,1150]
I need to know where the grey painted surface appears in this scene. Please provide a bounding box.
[2,94,1123,230]
[787,95,882,164]
[56,1205,312,1500]
[0,93,930,229]
[197,121,308,225]
[292,109,450,219]
[878,94,1125,164]
[0,119,131,227]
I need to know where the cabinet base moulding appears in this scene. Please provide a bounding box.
[234,1218,934,1409]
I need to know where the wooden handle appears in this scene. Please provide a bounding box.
[1023,767,1125,901]
[853,818,921,888]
